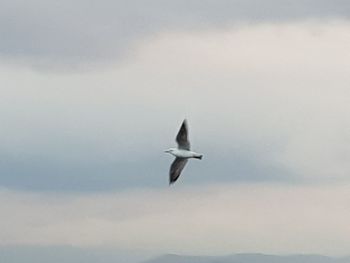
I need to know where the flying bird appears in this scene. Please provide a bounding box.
[164,119,203,184]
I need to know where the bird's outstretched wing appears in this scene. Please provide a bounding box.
[176,119,190,150]
[169,158,188,184]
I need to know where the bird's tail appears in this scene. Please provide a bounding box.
[194,154,203,160]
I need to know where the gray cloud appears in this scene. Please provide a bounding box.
[1,0,350,66]
[1,22,350,191]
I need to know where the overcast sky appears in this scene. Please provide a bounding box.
[1,1,350,262]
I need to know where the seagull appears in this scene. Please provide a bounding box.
[164,119,203,184]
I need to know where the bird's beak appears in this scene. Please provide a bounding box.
[164,149,170,153]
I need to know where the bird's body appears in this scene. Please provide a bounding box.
[165,148,202,159]
[164,119,203,184]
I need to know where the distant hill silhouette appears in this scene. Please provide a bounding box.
[144,253,350,263]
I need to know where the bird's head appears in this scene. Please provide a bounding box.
[164,148,175,154]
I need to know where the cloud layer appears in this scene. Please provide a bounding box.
[1,0,350,66]
[1,21,350,190]
[1,183,349,255]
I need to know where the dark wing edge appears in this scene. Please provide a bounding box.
[169,158,188,184]
[176,119,190,150]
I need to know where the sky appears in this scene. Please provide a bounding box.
[1,0,350,262]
